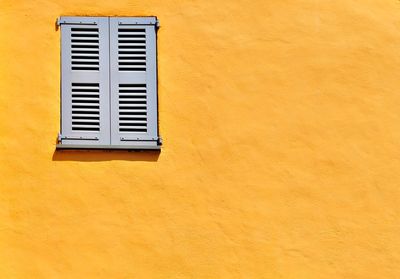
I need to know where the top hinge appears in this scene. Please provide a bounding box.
[56,16,101,26]
[117,17,159,26]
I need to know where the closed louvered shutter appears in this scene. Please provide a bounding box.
[58,17,110,147]
[109,17,159,147]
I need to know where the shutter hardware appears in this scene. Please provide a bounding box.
[117,19,159,27]
[58,133,99,142]
[57,17,159,27]
[58,134,162,145]
[120,137,163,146]
[56,18,96,26]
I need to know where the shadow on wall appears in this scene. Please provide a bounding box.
[52,149,160,162]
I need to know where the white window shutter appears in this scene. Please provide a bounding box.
[58,17,110,147]
[109,17,159,148]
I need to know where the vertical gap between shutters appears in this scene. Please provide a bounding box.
[108,17,112,143]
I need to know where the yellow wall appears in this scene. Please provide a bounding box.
[1,0,400,278]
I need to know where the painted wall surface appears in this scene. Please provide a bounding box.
[1,0,400,278]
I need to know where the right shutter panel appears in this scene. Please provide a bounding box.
[58,17,110,148]
[109,17,159,148]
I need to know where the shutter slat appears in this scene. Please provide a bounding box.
[117,32,146,35]
[71,86,99,90]
[71,119,99,123]
[72,59,100,62]
[118,38,146,41]
[72,97,100,101]
[119,120,147,124]
[72,114,101,118]
[71,37,99,41]
[72,103,100,107]
[72,108,100,112]
[117,109,147,113]
[116,59,146,63]
[71,42,99,46]
[118,125,147,129]
[118,65,146,69]
[71,31,99,35]
[118,54,146,57]
[118,94,147,96]
[72,124,100,128]
[118,42,146,46]
[119,104,147,107]
[118,98,146,101]
[70,48,100,52]
[71,53,99,57]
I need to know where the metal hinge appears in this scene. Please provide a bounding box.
[119,136,162,145]
[56,17,97,26]
[117,17,159,26]
[58,133,99,142]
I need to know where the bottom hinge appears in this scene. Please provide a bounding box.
[58,133,99,142]
[119,136,163,145]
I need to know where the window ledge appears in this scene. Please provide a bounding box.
[56,144,161,150]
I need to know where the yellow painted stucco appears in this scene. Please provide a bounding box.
[1,0,400,278]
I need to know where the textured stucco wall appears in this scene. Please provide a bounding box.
[1,0,400,278]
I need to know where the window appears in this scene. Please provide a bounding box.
[56,16,161,149]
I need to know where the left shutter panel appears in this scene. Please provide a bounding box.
[58,17,110,148]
